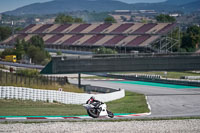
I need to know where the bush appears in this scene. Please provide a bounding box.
[16,69,39,76]
[94,47,118,54]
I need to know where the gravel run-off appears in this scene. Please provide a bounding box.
[1,119,200,133]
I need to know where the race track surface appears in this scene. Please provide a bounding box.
[70,79,200,118]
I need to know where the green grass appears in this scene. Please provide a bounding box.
[0,99,86,116]
[0,91,149,116]
[107,91,149,113]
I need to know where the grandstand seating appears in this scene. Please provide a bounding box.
[126,35,151,46]
[90,24,112,33]
[104,35,127,46]
[103,24,121,33]
[2,23,176,51]
[6,34,27,44]
[19,24,36,33]
[51,24,72,33]
[73,35,93,45]
[111,23,134,33]
[62,35,84,45]
[55,35,73,45]
[157,23,176,34]
[81,24,99,33]
[45,34,64,44]
[94,35,114,46]
[123,23,144,33]
[83,35,105,46]
[33,24,53,33]
[3,34,17,43]
[133,23,157,34]
[71,24,91,33]
[27,24,43,33]
[140,36,160,46]
[147,23,168,34]
[24,34,34,41]
[43,35,54,42]
[116,36,137,46]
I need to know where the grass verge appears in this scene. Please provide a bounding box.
[0,91,149,116]
[107,91,149,113]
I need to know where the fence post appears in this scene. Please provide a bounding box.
[11,72,13,85]
[40,76,42,86]
[50,76,52,86]
[36,75,39,86]
[0,70,2,84]
[16,73,18,85]
[20,74,22,86]
[6,72,8,84]
[24,75,26,85]
[47,76,49,86]
[29,76,31,86]
[54,76,56,87]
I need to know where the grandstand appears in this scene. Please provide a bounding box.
[1,23,177,53]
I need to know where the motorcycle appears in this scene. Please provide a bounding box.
[83,101,114,118]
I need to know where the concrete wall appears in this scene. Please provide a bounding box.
[46,55,200,74]
[0,86,125,104]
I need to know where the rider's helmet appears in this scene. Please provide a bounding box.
[90,96,95,100]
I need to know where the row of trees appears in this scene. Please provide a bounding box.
[55,14,116,24]
[1,35,50,65]
[156,14,176,23]
[55,14,84,24]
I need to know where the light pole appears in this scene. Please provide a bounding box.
[11,21,14,46]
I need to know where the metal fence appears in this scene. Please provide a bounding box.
[0,70,68,87]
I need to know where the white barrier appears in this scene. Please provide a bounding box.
[0,86,125,104]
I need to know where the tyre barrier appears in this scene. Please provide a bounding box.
[0,86,125,104]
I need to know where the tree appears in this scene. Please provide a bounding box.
[0,26,12,41]
[1,48,15,58]
[94,47,118,54]
[104,16,116,23]
[14,39,26,60]
[29,35,44,50]
[74,18,84,23]
[156,14,176,23]
[186,25,200,35]
[27,45,49,64]
[1,35,50,65]
[181,25,200,52]
[56,51,62,55]
[55,14,83,24]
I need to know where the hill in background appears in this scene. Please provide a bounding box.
[4,0,200,16]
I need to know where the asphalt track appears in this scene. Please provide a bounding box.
[1,78,200,122]
[69,79,200,118]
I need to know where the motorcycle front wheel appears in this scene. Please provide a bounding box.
[107,110,114,118]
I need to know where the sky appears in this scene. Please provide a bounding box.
[0,0,166,13]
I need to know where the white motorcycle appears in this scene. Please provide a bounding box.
[83,101,114,118]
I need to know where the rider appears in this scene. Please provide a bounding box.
[86,96,101,109]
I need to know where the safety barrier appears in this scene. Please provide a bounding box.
[0,86,125,104]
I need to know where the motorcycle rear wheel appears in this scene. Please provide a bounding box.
[87,108,100,118]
